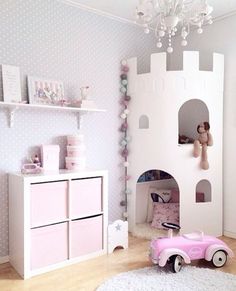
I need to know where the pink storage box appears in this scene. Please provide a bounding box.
[67,135,84,146]
[31,222,68,270]
[65,156,86,170]
[67,145,86,157]
[41,145,60,172]
[70,215,103,258]
[70,177,102,218]
[30,181,68,228]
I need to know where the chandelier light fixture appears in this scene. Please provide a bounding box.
[135,0,213,53]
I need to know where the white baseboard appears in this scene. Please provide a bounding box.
[224,230,236,239]
[0,256,9,264]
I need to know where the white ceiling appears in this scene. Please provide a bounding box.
[61,0,236,23]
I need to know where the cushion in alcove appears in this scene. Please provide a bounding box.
[151,202,179,229]
[146,188,172,223]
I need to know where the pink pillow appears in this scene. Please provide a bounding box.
[170,189,205,203]
[151,202,179,229]
[196,192,205,202]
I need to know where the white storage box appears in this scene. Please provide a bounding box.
[41,145,60,172]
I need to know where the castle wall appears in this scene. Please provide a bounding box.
[127,51,224,236]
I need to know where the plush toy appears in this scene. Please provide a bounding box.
[193,122,213,170]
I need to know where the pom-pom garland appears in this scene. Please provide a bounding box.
[119,59,132,220]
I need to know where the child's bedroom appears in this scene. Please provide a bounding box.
[0,0,236,290]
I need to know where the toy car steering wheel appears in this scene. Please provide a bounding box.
[162,222,181,238]
[162,222,181,230]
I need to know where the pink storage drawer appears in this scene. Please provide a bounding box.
[31,181,68,228]
[70,215,103,258]
[70,178,102,218]
[31,222,68,270]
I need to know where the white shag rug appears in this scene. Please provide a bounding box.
[96,266,236,291]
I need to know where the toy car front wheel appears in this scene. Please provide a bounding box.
[212,250,227,268]
[171,255,183,273]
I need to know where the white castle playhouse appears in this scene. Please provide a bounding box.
[127,51,224,237]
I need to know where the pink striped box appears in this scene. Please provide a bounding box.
[67,145,86,158]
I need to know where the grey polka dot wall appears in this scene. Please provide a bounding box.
[0,0,157,257]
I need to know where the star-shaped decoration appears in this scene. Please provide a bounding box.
[115,224,122,231]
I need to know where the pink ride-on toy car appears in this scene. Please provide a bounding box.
[149,222,234,273]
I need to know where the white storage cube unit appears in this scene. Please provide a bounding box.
[127,51,224,236]
[9,169,108,279]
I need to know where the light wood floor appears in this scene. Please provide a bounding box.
[0,235,236,291]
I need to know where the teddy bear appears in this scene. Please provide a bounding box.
[193,121,213,170]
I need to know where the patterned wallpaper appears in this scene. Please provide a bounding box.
[0,0,156,257]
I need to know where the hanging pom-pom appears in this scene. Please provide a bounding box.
[121,65,129,73]
[120,112,127,119]
[120,100,129,107]
[121,59,127,66]
[123,161,129,167]
[124,95,131,101]
[123,212,128,218]
[120,86,127,94]
[120,73,127,80]
[120,200,127,207]
[121,79,128,86]
[124,109,130,115]
[120,139,127,146]
[120,122,128,132]
[125,188,132,195]
[121,148,129,157]
[125,136,131,142]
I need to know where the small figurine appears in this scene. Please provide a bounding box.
[32,154,41,167]
[21,153,42,174]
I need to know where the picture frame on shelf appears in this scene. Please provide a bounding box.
[1,64,22,103]
[27,76,65,106]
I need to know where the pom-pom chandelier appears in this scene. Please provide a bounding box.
[135,0,213,53]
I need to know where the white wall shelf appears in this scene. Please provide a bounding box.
[0,101,106,128]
